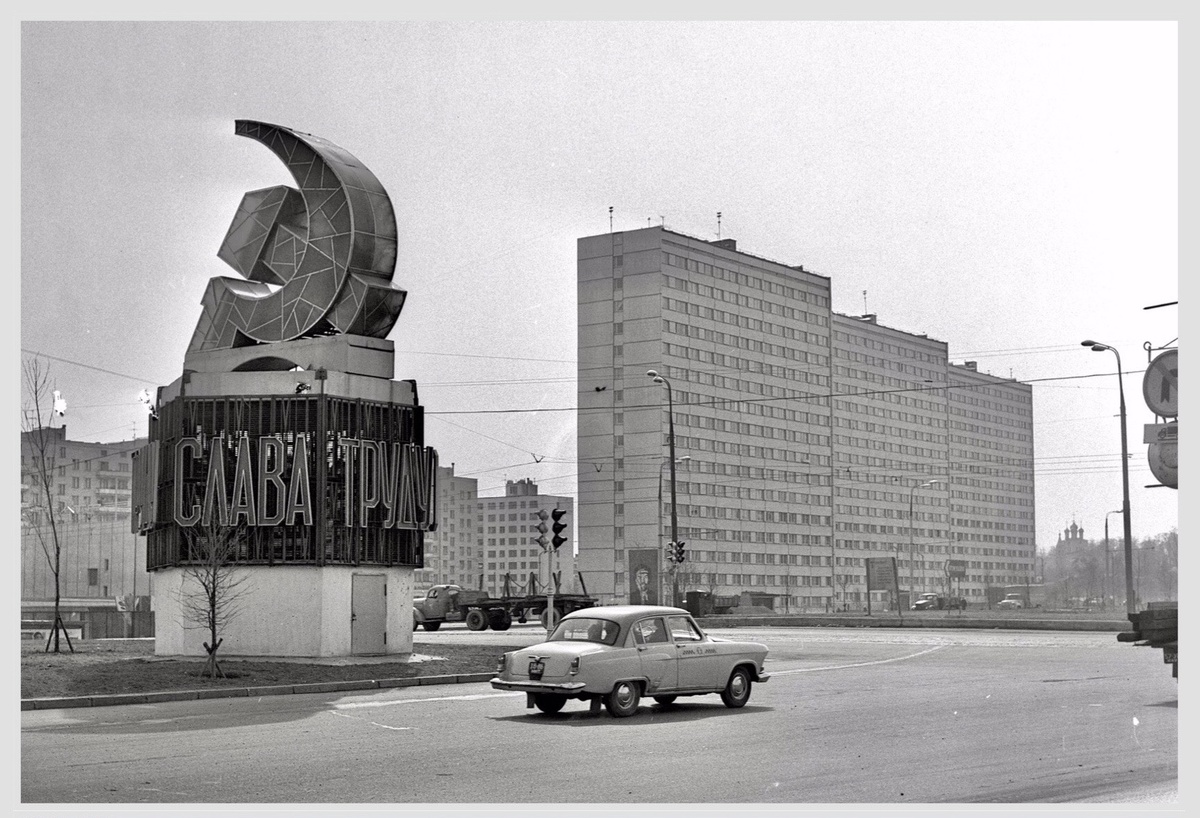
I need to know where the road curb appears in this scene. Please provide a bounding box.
[21,671,498,712]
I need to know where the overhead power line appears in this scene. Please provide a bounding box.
[20,349,164,386]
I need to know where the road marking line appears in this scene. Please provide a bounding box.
[329,710,412,730]
[769,644,947,675]
[333,692,523,711]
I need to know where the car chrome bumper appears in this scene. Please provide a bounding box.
[490,677,588,694]
[757,672,771,682]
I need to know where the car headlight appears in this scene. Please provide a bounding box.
[497,653,510,675]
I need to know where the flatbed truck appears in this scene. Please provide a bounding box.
[413,575,597,632]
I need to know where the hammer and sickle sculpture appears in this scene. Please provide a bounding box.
[188,120,406,352]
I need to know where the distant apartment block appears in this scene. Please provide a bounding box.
[415,464,480,590]
[416,472,579,597]
[479,478,578,597]
[20,426,148,608]
[577,226,1035,609]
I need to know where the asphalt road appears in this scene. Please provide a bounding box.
[21,626,1177,806]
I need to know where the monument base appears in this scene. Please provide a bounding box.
[152,564,415,658]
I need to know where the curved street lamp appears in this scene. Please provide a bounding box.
[1081,340,1135,617]
[647,370,680,606]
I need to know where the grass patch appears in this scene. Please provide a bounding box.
[21,639,505,700]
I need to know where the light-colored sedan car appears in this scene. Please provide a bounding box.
[490,605,770,717]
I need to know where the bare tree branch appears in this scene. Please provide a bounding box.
[21,356,72,653]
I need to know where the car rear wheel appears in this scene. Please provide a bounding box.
[421,622,441,632]
[720,667,752,708]
[606,681,641,717]
[533,694,566,714]
[652,695,677,705]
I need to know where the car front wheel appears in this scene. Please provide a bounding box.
[720,667,752,708]
[653,695,677,705]
[606,681,641,717]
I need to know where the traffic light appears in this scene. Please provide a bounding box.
[675,541,686,563]
[533,509,550,550]
[666,542,677,563]
[551,508,569,551]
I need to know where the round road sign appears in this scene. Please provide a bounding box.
[1148,441,1178,488]
[1142,349,1178,418]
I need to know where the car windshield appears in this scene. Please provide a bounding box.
[548,617,621,646]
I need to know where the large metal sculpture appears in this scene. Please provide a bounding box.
[189,120,406,351]
[134,121,435,658]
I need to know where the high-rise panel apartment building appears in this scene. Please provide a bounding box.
[577,226,1035,609]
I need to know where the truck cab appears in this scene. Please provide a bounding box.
[413,585,465,631]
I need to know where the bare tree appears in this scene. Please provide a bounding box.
[178,522,250,678]
[1152,529,1178,601]
[836,572,854,612]
[21,357,73,653]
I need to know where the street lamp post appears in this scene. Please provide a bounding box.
[909,480,941,605]
[1082,341,1135,617]
[647,370,680,607]
[1104,509,1123,611]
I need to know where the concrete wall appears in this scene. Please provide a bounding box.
[153,564,415,658]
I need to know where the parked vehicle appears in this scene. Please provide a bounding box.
[911,592,943,611]
[911,592,968,611]
[1001,584,1045,609]
[412,583,598,632]
[1118,601,1177,680]
[997,593,1025,610]
[490,605,770,717]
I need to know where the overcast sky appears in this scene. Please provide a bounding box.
[17,18,1180,553]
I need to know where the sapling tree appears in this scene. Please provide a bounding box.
[178,521,249,678]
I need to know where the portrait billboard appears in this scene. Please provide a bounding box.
[627,548,661,605]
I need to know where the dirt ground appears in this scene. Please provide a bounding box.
[20,638,505,700]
